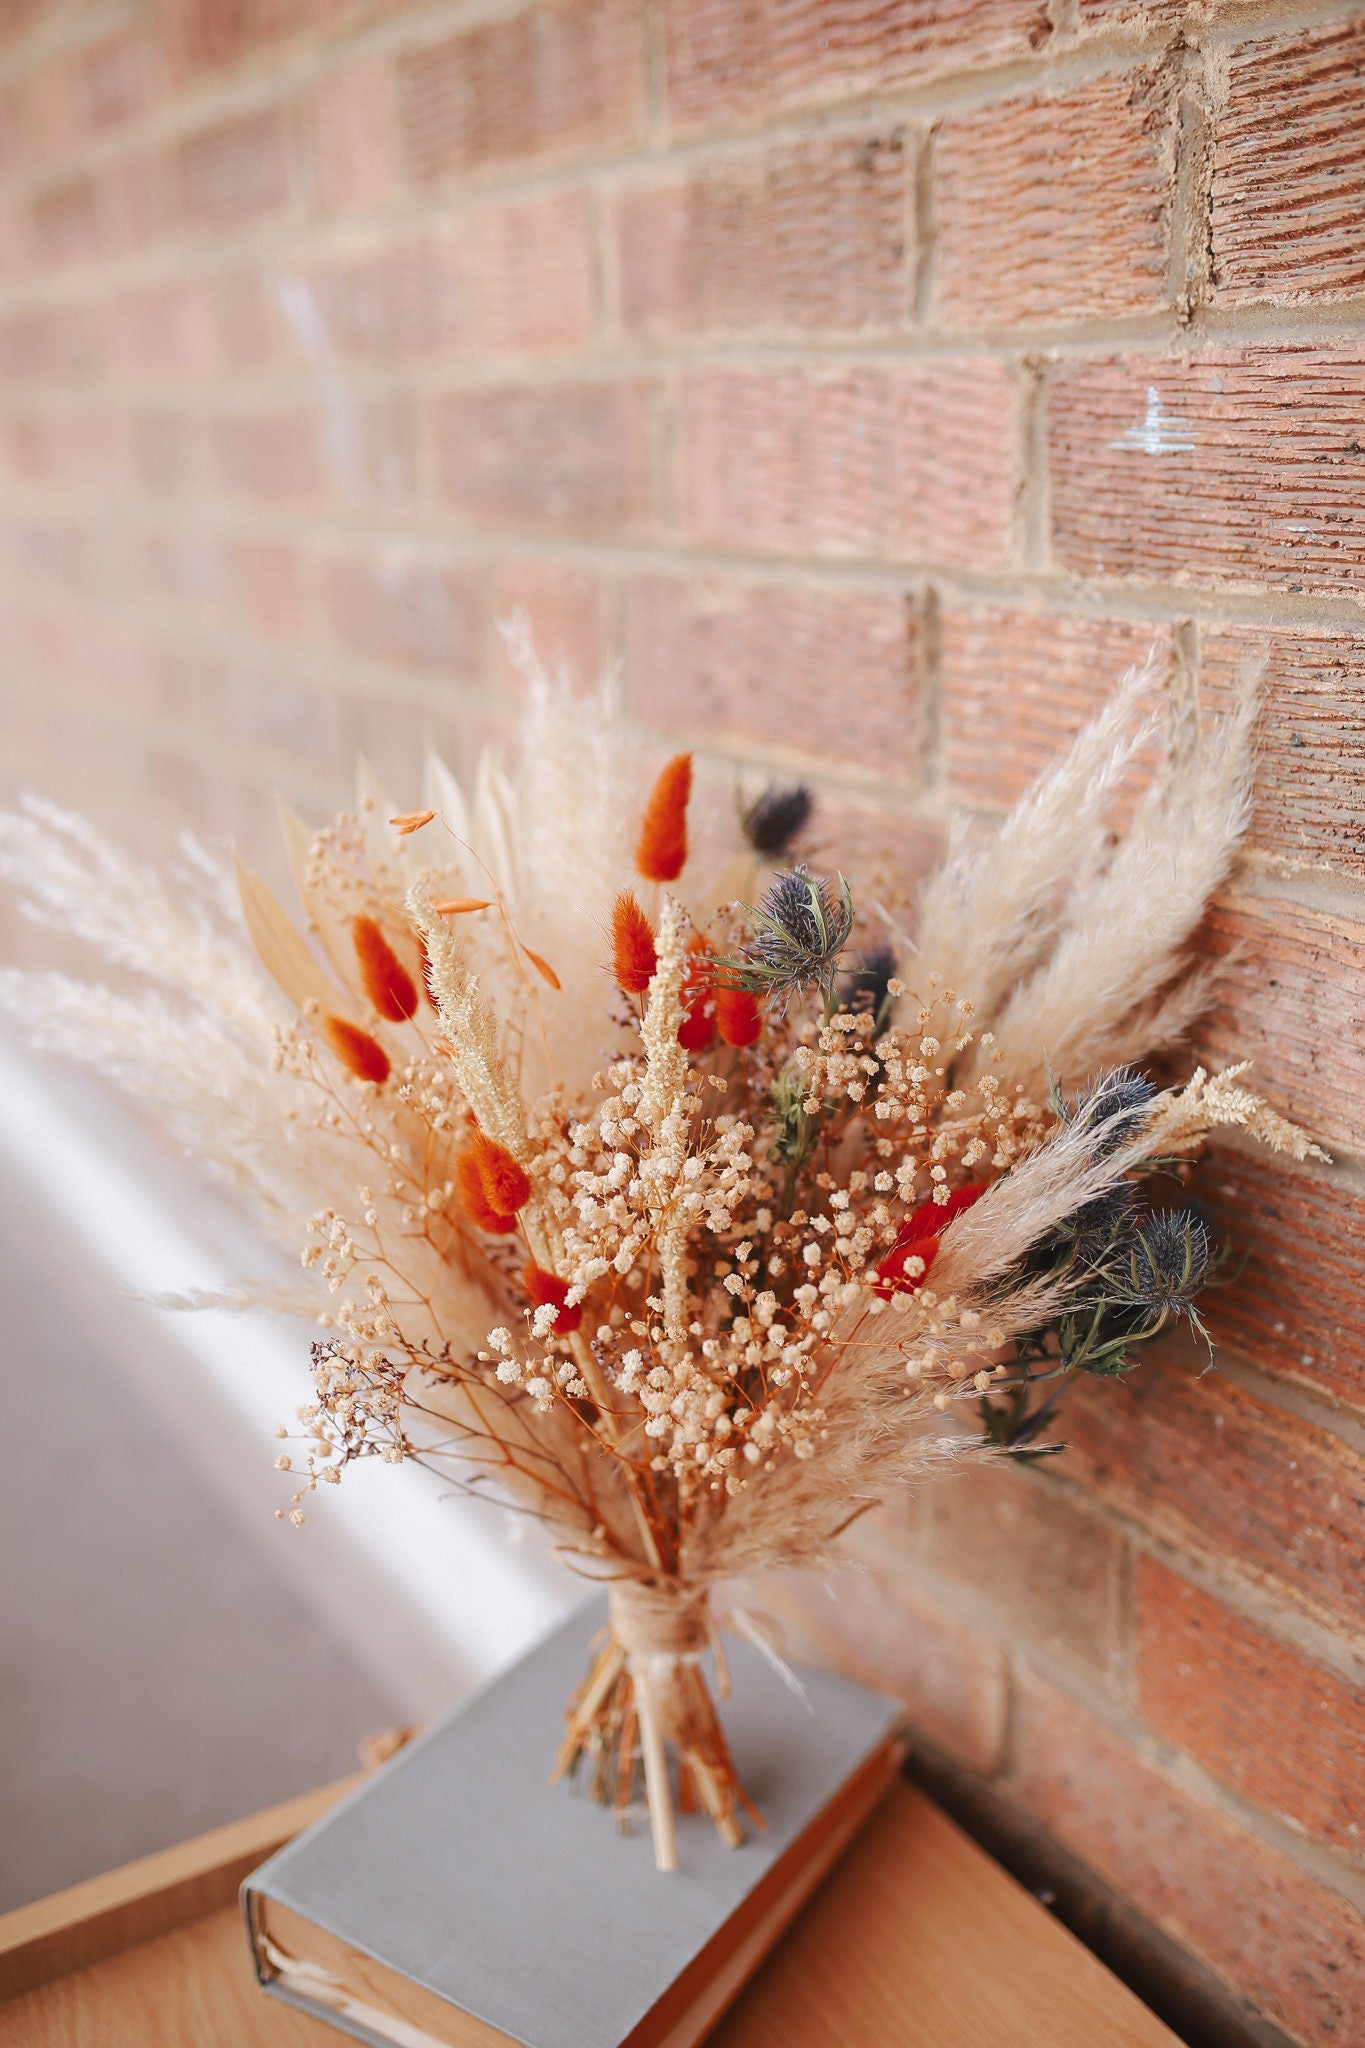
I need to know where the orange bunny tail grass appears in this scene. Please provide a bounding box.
[321,1015,391,1085]
[457,1128,532,1234]
[678,934,715,1052]
[352,915,419,1022]
[523,1261,583,1334]
[611,890,658,996]
[456,1142,517,1234]
[714,982,762,1049]
[635,753,692,883]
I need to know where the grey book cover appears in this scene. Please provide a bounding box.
[243,1599,904,2048]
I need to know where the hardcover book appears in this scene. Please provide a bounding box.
[243,1602,906,2048]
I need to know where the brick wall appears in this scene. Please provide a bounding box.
[1,4,1362,2041]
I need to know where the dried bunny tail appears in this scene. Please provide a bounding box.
[913,652,1164,1024]
[409,887,530,1160]
[992,669,1259,1092]
[0,797,278,1043]
[1148,1062,1330,1163]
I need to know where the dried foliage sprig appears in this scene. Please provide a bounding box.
[0,644,1323,1871]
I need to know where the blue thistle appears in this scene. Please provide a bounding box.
[726,864,854,1012]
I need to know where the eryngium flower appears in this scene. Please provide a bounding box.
[1117,1209,1214,1321]
[729,865,854,1010]
[741,784,813,856]
[1062,1065,1158,1155]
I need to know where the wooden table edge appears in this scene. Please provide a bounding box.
[0,1774,362,2000]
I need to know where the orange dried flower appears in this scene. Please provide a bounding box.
[678,935,715,1053]
[457,1128,532,1234]
[352,916,419,1022]
[635,753,692,883]
[611,891,657,996]
[456,1148,515,1234]
[389,809,435,836]
[322,1015,391,1086]
[714,981,762,1049]
[522,1261,583,1334]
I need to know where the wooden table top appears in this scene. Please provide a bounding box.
[0,1775,1180,2047]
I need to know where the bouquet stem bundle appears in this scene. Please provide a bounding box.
[555,1582,745,1870]
[0,638,1326,1871]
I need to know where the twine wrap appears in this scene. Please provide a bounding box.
[608,1579,709,1665]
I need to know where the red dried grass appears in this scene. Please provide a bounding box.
[635,753,692,883]
[611,891,658,995]
[322,1015,391,1086]
[714,982,762,1049]
[457,1128,532,1234]
[523,1261,583,1334]
[352,916,419,1022]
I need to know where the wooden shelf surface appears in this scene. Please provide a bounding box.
[0,1777,1181,2047]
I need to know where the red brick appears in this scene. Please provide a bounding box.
[490,561,607,688]
[935,72,1173,329]
[78,24,157,132]
[434,380,657,534]
[1013,1668,1365,2046]
[177,107,297,225]
[165,0,348,75]
[1198,625,1365,877]
[622,572,922,775]
[662,0,1051,131]
[212,395,414,509]
[682,363,1016,567]
[479,191,596,355]
[30,177,101,266]
[0,305,102,383]
[311,55,405,214]
[1212,22,1365,307]
[127,525,228,609]
[1193,888,1365,1159]
[324,548,483,676]
[917,1464,1128,1675]
[211,408,325,503]
[112,283,217,381]
[211,269,294,373]
[805,789,947,903]
[938,606,1158,809]
[11,514,108,600]
[618,130,911,341]
[303,234,472,362]
[134,410,205,499]
[2,406,137,494]
[1138,1557,1365,1862]
[1047,349,1365,597]
[1061,1356,1365,1640]
[231,536,317,642]
[1197,1145,1365,1414]
[398,0,644,183]
[755,1563,1008,1775]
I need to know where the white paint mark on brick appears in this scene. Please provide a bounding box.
[274,271,361,502]
[1111,385,1196,456]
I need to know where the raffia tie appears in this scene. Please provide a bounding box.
[609,1579,709,1666]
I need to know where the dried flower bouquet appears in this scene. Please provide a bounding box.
[0,643,1325,1873]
